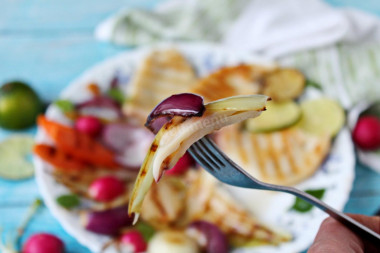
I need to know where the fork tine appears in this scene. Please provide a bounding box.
[197,138,225,168]
[189,144,216,171]
[192,142,220,169]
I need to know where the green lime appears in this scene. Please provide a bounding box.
[0,81,43,130]
[0,135,35,180]
[297,98,345,137]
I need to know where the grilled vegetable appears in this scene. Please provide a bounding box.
[34,144,88,171]
[145,93,205,133]
[147,231,199,253]
[81,205,133,235]
[187,221,229,253]
[101,123,154,168]
[37,116,119,168]
[120,230,147,253]
[88,176,125,202]
[245,100,301,133]
[129,94,268,219]
[262,68,305,101]
[297,98,345,137]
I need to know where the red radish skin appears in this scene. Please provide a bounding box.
[23,233,64,253]
[89,176,125,202]
[82,205,134,235]
[352,116,380,150]
[120,230,147,253]
[75,116,102,137]
[166,152,195,176]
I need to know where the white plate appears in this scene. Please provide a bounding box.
[34,43,355,253]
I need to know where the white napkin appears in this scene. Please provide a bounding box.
[95,0,380,58]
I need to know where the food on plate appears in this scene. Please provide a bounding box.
[191,64,274,103]
[147,230,199,253]
[74,115,103,137]
[0,135,35,180]
[352,116,380,150]
[297,98,345,137]
[190,65,305,103]
[88,176,125,202]
[120,230,147,253]
[124,49,198,122]
[187,220,229,253]
[128,94,269,217]
[0,81,43,130]
[37,116,120,168]
[261,68,305,101]
[80,205,134,235]
[23,233,65,253]
[216,125,330,186]
[34,48,346,252]
[245,100,301,133]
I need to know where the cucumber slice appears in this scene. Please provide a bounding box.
[263,68,305,101]
[245,101,301,133]
[0,135,35,180]
[297,98,345,137]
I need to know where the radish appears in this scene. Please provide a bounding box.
[75,116,102,137]
[22,233,64,253]
[166,152,195,176]
[89,176,125,202]
[352,116,380,150]
[120,230,147,253]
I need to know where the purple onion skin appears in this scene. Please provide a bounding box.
[83,205,134,235]
[188,221,229,253]
[145,93,205,134]
[76,96,123,116]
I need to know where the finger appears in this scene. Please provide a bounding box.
[309,214,380,253]
[308,217,364,253]
[346,214,380,252]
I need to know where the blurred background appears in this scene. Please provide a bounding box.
[1,0,380,252]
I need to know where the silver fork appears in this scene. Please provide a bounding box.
[188,137,380,245]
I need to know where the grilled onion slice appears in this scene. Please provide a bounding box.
[129,94,269,219]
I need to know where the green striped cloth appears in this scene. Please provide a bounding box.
[280,43,380,108]
[95,0,380,109]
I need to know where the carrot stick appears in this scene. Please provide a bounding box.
[37,116,120,168]
[34,144,88,170]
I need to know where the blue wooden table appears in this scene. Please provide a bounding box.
[1,0,380,252]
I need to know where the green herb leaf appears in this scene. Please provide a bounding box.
[107,88,125,104]
[305,80,322,90]
[54,99,75,113]
[56,194,80,209]
[291,189,325,213]
[135,222,155,241]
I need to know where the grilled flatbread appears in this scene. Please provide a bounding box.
[140,169,290,245]
[124,49,198,123]
[216,125,331,186]
[191,64,275,103]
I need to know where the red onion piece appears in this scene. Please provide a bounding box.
[82,205,134,235]
[76,96,123,121]
[145,93,205,133]
[102,123,154,168]
[187,221,229,253]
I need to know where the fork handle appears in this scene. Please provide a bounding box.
[282,186,380,245]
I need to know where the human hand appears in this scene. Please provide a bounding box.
[308,214,380,253]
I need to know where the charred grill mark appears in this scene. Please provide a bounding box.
[150,184,167,217]
[150,143,158,152]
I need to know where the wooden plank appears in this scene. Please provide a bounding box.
[0,0,162,32]
[0,206,91,252]
[0,34,126,101]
